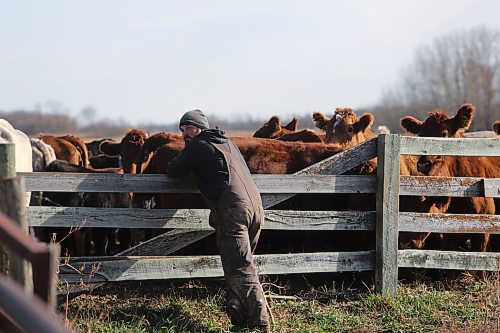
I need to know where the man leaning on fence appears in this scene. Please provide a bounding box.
[166,109,271,332]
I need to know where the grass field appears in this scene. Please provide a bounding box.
[61,271,499,333]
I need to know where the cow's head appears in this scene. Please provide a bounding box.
[400,103,475,174]
[493,120,500,135]
[100,129,148,174]
[253,116,298,139]
[313,108,375,147]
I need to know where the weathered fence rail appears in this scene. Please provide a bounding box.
[2,134,500,295]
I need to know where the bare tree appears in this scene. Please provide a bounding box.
[374,26,500,131]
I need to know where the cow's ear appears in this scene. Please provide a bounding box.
[284,116,298,131]
[353,113,374,133]
[493,121,500,135]
[312,112,329,130]
[99,141,122,156]
[400,116,422,134]
[448,103,475,133]
[268,116,281,132]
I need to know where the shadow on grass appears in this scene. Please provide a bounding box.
[105,302,222,333]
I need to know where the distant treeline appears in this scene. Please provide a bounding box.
[0,110,297,138]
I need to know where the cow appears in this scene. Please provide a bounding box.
[0,119,33,207]
[60,135,90,168]
[85,138,122,169]
[38,135,83,166]
[253,116,298,138]
[400,103,499,252]
[85,138,116,157]
[313,108,376,148]
[99,129,148,174]
[253,115,323,142]
[29,138,56,206]
[41,160,133,256]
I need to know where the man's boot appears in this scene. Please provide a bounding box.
[226,297,246,327]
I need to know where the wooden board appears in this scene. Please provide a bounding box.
[58,251,375,284]
[27,207,375,231]
[400,136,500,156]
[398,250,500,271]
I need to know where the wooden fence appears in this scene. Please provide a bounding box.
[1,134,499,295]
[0,144,66,333]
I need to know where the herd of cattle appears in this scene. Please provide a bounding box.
[1,104,499,258]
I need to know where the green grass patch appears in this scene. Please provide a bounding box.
[61,275,499,333]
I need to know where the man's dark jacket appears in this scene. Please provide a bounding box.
[167,129,231,201]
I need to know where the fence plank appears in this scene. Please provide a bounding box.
[375,134,400,295]
[22,173,376,194]
[27,206,375,231]
[58,251,375,284]
[401,136,500,156]
[116,229,215,256]
[398,250,500,271]
[399,212,500,233]
[300,138,377,175]
[400,176,490,197]
[21,172,500,198]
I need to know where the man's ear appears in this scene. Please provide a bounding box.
[312,112,329,130]
[400,116,423,134]
[353,113,374,133]
[284,116,298,131]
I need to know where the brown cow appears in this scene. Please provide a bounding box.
[253,116,298,138]
[313,108,375,148]
[400,103,499,252]
[85,138,122,169]
[85,138,116,157]
[60,135,90,168]
[253,115,323,143]
[99,129,148,174]
[38,135,83,166]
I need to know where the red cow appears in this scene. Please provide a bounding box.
[99,129,148,174]
[313,108,375,148]
[400,103,499,252]
[253,115,323,143]
[60,135,90,168]
[39,135,83,166]
[253,116,298,138]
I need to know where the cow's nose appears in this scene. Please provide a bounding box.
[417,158,431,174]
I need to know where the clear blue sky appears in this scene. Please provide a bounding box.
[1,0,499,126]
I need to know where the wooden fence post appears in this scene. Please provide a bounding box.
[375,134,400,295]
[0,143,33,293]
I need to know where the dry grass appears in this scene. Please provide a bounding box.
[61,271,499,333]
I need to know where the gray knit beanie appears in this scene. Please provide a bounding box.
[179,109,210,130]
